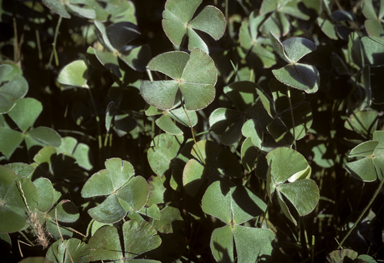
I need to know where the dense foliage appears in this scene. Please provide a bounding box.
[1,0,384,262]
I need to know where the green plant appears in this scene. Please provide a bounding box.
[1,0,384,262]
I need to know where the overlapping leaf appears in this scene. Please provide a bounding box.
[141,49,217,111]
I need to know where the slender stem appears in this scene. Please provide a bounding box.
[35,29,42,61]
[13,18,18,62]
[87,89,103,161]
[225,0,228,26]
[182,105,205,165]
[180,94,205,165]
[55,209,74,263]
[18,231,35,247]
[287,87,297,150]
[48,16,62,67]
[338,177,384,249]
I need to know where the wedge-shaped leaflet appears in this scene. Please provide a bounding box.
[46,238,88,263]
[162,0,225,53]
[345,131,384,182]
[57,60,88,88]
[270,32,319,94]
[8,98,42,132]
[0,166,38,233]
[266,147,319,225]
[81,158,148,223]
[141,49,217,111]
[145,105,198,135]
[183,140,242,196]
[0,98,61,159]
[88,220,161,262]
[0,65,28,113]
[148,133,183,176]
[202,181,273,263]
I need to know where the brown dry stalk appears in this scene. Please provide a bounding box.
[18,181,50,248]
[29,211,50,248]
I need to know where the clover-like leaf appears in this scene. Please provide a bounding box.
[81,158,148,223]
[239,11,276,68]
[88,220,161,262]
[266,147,319,225]
[345,131,384,182]
[362,0,384,37]
[141,49,217,111]
[202,180,273,262]
[162,0,225,53]
[152,206,184,234]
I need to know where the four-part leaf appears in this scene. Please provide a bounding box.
[202,180,274,263]
[88,220,161,262]
[162,0,226,53]
[81,158,148,223]
[141,49,217,111]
